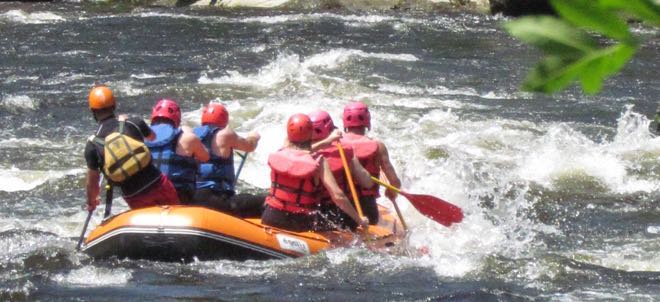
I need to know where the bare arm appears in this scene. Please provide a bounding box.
[219,128,259,153]
[86,169,101,210]
[376,141,401,200]
[180,129,210,162]
[319,159,366,227]
[311,130,341,152]
[350,156,374,189]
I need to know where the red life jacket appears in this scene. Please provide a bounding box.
[340,132,380,197]
[315,142,354,200]
[265,148,320,214]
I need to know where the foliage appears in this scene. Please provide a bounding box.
[504,0,659,95]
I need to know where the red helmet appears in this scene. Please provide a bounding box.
[202,103,229,128]
[151,99,181,127]
[342,101,371,129]
[287,113,313,143]
[309,110,335,141]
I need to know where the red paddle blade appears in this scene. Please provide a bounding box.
[401,191,463,227]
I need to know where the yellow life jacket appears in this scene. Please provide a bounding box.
[91,121,152,183]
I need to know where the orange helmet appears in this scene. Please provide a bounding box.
[88,86,115,110]
[287,113,313,143]
[201,103,229,128]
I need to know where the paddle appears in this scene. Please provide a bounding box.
[102,182,113,219]
[380,176,408,231]
[336,142,365,218]
[370,177,463,227]
[76,175,104,251]
[233,151,248,187]
[76,210,93,251]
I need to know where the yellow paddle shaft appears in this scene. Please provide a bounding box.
[370,176,401,193]
[337,142,364,218]
[369,176,408,231]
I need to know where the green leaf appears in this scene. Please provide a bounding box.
[578,44,637,93]
[551,0,634,42]
[522,55,584,93]
[599,0,660,27]
[504,16,598,56]
[579,60,606,94]
[521,43,637,94]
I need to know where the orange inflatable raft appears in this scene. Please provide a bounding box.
[81,205,406,261]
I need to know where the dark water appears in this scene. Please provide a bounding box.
[1,2,659,301]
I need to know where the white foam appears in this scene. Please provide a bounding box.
[571,241,660,272]
[193,259,280,277]
[59,50,92,57]
[130,73,168,79]
[107,80,145,96]
[199,53,303,88]
[136,11,205,20]
[0,138,70,149]
[304,49,418,69]
[0,95,39,111]
[647,225,660,235]
[42,72,93,85]
[376,83,495,107]
[2,75,39,84]
[52,266,133,286]
[0,10,65,24]
[517,107,660,194]
[199,49,417,89]
[546,289,636,301]
[237,13,394,25]
[0,167,83,192]
[241,14,309,24]
[426,85,479,97]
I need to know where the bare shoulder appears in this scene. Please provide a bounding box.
[180,128,200,142]
[374,139,388,150]
[220,126,237,135]
[216,127,238,140]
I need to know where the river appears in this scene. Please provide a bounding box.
[1,2,659,301]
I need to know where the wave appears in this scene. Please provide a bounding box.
[519,107,660,194]
[0,168,84,192]
[377,83,480,98]
[354,105,660,275]
[0,138,72,149]
[52,266,133,286]
[0,95,39,111]
[3,75,39,85]
[0,10,65,24]
[132,10,494,33]
[198,49,418,88]
[130,73,169,79]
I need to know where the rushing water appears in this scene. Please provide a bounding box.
[1,2,659,301]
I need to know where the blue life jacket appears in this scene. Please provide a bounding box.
[193,125,235,195]
[145,123,197,193]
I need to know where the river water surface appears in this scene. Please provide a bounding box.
[0,2,659,301]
